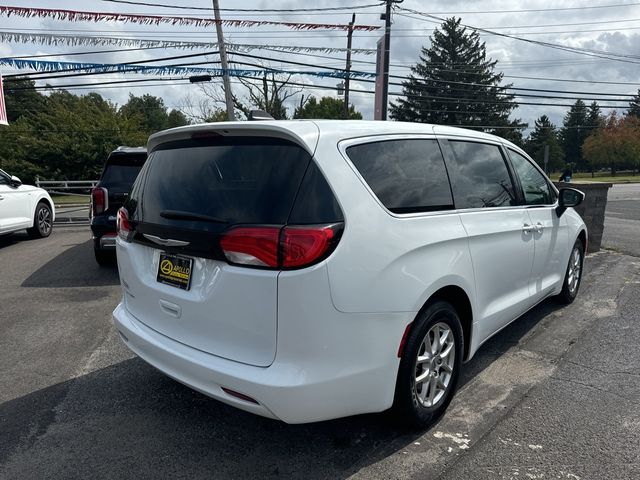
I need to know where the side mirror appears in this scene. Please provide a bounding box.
[10,175,22,187]
[556,188,584,216]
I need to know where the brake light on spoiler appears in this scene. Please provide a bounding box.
[220,223,343,270]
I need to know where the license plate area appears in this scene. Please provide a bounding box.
[157,252,193,290]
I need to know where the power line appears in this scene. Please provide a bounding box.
[100,0,384,13]
[397,9,640,66]
[396,15,640,30]
[247,47,639,97]
[24,67,630,108]
[415,1,640,15]
[4,46,638,101]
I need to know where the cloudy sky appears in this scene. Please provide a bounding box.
[1,0,640,131]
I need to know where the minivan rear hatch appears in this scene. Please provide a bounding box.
[118,126,320,366]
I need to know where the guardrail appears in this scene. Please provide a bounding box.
[36,179,97,226]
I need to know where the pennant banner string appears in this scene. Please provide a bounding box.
[0,57,378,79]
[0,6,381,31]
[0,31,376,55]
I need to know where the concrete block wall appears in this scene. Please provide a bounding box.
[555,182,612,253]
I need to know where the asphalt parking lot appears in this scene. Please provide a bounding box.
[1,185,639,479]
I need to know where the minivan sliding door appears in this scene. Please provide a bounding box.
[439,139,537,345]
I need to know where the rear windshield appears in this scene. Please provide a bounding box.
[101,153,146,186]
[131,137,312,231]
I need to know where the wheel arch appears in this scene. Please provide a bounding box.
[404,285,474,362]
[577,229,587,253]
[33,194,55,222]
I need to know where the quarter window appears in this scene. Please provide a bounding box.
[508,149,554,205]
[445,141,517,209]
[345,139,453,214]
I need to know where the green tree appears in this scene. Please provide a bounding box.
[583,112,640,175]
[293,96,362,119]
[587,101,604,132]
[524,115,564,173]
[2,77,46,123]
[0,90,147,180]
[560,99,590,171]
[389,17,525,142]
[628,89,640,118]
[119,94,189,134]
[167,109,189,128]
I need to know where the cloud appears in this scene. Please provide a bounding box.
[1,0,639,131]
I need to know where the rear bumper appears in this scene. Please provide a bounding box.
[91,215,117,250]
[113,301,411,423]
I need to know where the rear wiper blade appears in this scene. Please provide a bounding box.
[160,210,228,224]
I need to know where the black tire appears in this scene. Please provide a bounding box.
[26,201,53,239]
[555,239,584,305]
[94,247,116,267]
[392,300,464,429]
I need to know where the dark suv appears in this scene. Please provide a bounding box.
[90,146,147,265]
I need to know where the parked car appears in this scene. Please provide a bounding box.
[90,146,146,265]
[0,168,55,239]
[113,121,586,427]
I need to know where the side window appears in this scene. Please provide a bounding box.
[0,173,8,186]
[508,149,555,205]
[289,161,344,224]
[445,141,517,209]
[345,139,453,214]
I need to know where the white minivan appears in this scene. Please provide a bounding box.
[113,121,586,427]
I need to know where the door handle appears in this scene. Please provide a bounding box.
[522,223,532,234]
[0,195,4,200]
[534,222,544,233]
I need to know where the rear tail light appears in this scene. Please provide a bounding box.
[220,223,343,270]
[281,226,337,268]
[90,187,108,216]
[116,207,133,242]
[219,227,280,268]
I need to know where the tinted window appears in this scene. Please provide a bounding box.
[289,162,343,224]
[346,139,453,213]
[101,164,144,185]
[508,149,554,205]
[445,141,516,209]
[131,137,311,232]
[101,153,147,186]
[0,170,9,185]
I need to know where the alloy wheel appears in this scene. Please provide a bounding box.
[567,247,582,294]
[414,322,455,407]
[38,207,52,235]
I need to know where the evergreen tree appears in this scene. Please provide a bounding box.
[524,115,564,173]
[587,101,604,133]
[389,17,525,142]
[560,99,590,171]
[628,89,640,118]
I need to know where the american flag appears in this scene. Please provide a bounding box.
[0,73,7,125]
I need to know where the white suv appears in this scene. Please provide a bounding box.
[0,169,55,238]
[113,121,586,427]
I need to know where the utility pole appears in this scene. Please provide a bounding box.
[380,0,402,120]
[544,144,550,174]
[212,0,235,121]
[343,13,356,119]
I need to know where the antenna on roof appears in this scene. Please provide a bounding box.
[248,110,274,121]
